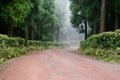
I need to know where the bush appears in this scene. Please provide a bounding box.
[0,47,28,64]
[79,29,120,63]
[0,34,69,64]
[0,35,25,47]
[78,48,95,56]
[27,40,69,49]
[80,32,119,49]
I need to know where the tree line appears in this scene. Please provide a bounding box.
[70,0,120,37]
[1,0,119,42]
[0,0,62,43]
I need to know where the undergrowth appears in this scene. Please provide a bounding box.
[78,29,120,63]
[0,34,68,64]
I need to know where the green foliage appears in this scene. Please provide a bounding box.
[0,0,58,41]
[0,0,33,26]
[78,48,120,63]
[38,0,57,41]
[0,47,27,64]
[0,34,24,47]
[70,0,120,34]
[27,40,69,49]
[80,32,120,49]
[78,48,95,56]
[116,47,120,53]
[79,30,120,63]
[0,34,69,64]
[96,49,119,62]
[70,0,100,28]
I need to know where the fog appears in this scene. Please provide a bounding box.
[55,0,84,43]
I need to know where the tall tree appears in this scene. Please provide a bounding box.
[40,0,57,41]
[0,0,61,42]
[0,0,32,37]
[28,0,44,40]
[100,0,106,32]
[70,0,120,36]
[113,0,120,30]
[70,0,101,38]
[54,0,67,41]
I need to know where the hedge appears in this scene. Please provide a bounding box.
[0,34,69,64]
[79,29,120,63]
[80,30,120,49]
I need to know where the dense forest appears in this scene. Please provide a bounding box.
[1,0,120,64]
[69,0,120,62]
[0,0,62,42]
[0,0,120,41]
[0,0,68,63]
[70,0,120,38]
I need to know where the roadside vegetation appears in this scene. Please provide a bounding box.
[1,0,120,64]
[0,34,68,64]
[0,0,68,64]
[78,29,120,63]
[70,0,120,63]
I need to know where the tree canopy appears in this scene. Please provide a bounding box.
[70,0,120,36]
[0,0,61,42]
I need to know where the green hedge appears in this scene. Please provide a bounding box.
[27,40,69,48]
[0,34,69,64]
[79,29,120,63]
[80,30,120,49]
[0,34,25,47]
[0,34,69,48]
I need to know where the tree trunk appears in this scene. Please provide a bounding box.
[8,25,13,37]
[40,26,43,40]
[85,19,87,39]
[109,12,115,31]
[8,17,14,37]
[93,14,97,34]
[114,13,119,30]
[100,0,106,33]
[24,19,29,45]
[56,28,60,42]
[37,26,40,40]
[31,27,34,40]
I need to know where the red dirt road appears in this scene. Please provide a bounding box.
[0,47,120,80]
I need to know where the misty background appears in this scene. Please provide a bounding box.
[54,0,84,42]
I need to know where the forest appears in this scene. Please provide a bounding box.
[0,0,120,41]
[70,0,120,62]
[70,0,120,37]
[0,1,120,79]
[0,0,66,63]
[0,0,61,42]
[0,0,120,63]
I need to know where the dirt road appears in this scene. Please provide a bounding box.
[0,47,120,80]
